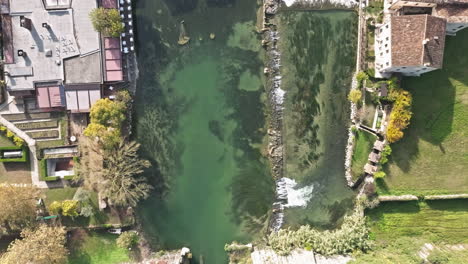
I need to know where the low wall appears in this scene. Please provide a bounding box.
[378,194,468,202]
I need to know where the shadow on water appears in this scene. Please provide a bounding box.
[280,10,357,228]
[134,0,272,262]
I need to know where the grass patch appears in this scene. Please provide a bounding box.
[351,200,468,263]
[43,187,78,207]
[351,130,376,180]
[367,200,468,244]
[380,29,468,195]
[68,230,130,264]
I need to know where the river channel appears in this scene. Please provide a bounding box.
[134,0,273,263]
[134,1,357,263]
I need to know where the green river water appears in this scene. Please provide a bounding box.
[134,1,357,263]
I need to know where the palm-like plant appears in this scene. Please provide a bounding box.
[102,141,152,207]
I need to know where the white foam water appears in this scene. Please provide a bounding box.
[279,178,315,207]
[271,178,315,231]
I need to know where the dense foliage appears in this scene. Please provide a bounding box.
[89,8,124,37]
[386,80,413,143]
[102,141,152,207]
[0,185,40,232]
[0,125,24,147]
[84,97,127,149]
[348,89,362,104]
[0,225,68,264]
[268,206,371,256]
[116,231,139,250]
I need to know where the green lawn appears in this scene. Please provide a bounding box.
[43,188,122,227]
[379,29,468,195]
[68,230,130,264]
[43,187,79,206]
[350,200,468,263]
[351,130,377,180]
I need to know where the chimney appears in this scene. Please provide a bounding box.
[17,49,26,57]
[20,16,32,30]
[422,38,430,45]
[42,22,50,29]
[434,36,439,40]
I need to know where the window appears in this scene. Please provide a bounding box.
[380,52,383,56]
[402,67,407,69]
[386,62,389,66]
[458,25,464,28]
[386,37,389,41]
[386,24,389,29]
[422,67,427,70]
[385,44,388,47]
[386,50,389,53]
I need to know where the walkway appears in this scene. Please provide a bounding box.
[0,115,61,188]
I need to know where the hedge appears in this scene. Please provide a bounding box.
[0,146,28,162]
[39,159,59,181]
[39,159,76,181]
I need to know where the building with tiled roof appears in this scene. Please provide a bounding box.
[375,15,446,77]
[375,0,468,77]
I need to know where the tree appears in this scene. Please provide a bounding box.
[61,200,79,217]
[89,98,126,128]
[102,141,152,207]
[0,225,68,264]
[348,89,362,104]
[83,123,121,149]
[0,185,40,231]
[116,231,139,250]
[89,8,124,37]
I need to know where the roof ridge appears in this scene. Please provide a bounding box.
[421,14,429,66]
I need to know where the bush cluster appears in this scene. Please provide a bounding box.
[0,125,24,147]
[89,8,124,37]
[386,80,412,143]
[268,206,371,256]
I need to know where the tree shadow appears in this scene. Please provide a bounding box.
[366,200,421,222]
[387,30,468,174]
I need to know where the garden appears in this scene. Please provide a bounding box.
[377,29,468,195]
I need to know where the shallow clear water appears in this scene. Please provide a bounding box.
[279,10,358,228]
[134,0,273,263]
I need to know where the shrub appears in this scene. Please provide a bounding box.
[348,89,363,104]
[89,8,124,37]
[13,136,24,147]
[386,87,412,143]
[79,205,94,217]
[379,145,392,164]
[374,171,386,179]
[48,201,62,215]
[0,125,6,132]
[6,130,14,139]
[61,200,79,217]
[268,206,371,256]
[356,71,369,84]
[116,231,139,250]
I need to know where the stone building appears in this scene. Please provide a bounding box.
[374,0,468,77]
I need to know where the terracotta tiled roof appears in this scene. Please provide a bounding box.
[391,15,446,68]
[434,4,468,23]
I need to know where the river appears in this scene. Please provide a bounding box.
[133,1,357,263]
[134,0,274,263]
